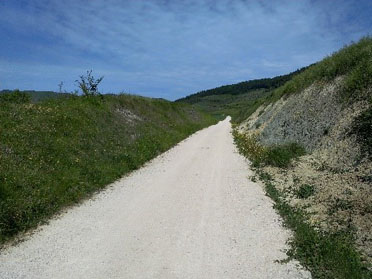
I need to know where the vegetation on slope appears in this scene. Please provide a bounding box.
[0,91,216,243]
[352,106,372,159]
[269,36,372,103]
[179,37,372,126]
[232,37,372,278]
[181,89,272,121]
[232,131,306,168]
[176,67,309,121]
[233,130,372,279]
[177,67,308,103]
[0,89,70,102]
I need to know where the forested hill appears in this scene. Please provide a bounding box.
[176,65,310,104]
[0,90,71,102]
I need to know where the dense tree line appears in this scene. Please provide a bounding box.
[177,65,312,104]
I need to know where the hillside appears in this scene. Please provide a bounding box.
[176,66,309,121]
[0,92,216,243]
[235,37,372,277]
[0,89,70,102]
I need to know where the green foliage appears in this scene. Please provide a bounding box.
[258,170,371,278]
[0,89,31,104]
[343,57,372,101]
[177,66,309,104]
[296,184,315,199]
[0,90,71,103]
[328,198,353,215]
[176,67,308,122]
[232,130,305,168]
[269,37,372,103]
[180,37,372,125]
[233,128,371,277]
[192,90,271,122]
[75,70,104,96]
[351,107,372,158]
[0,94,216,242]
[232,130,266,167]
[263,143,306,168]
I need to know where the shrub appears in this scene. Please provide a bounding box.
[352,107,372,159]
[233,130,306,168]
[263,143,306,168]
[76,70,104,97]
[232,130,266,167]
[296,184,315,199]
[0,89,31,104]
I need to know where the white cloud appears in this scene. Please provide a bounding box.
[0,0,370,99]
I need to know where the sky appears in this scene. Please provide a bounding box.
[0,0,371,100]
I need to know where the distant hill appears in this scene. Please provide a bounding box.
[0,90,71,102]
[176,66,310,120]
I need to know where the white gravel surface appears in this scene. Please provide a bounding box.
[0,117,311,279]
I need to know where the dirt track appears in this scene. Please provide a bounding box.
[0,117,310,278]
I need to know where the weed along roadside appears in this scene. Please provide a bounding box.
[0,91,216,245]
[233,129,372,278]
[222,38,372,278]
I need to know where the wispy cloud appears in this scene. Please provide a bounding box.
[0,0,371,99]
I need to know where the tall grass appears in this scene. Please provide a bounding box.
[0,93,216,243]
[233,130,372,278]
[268,37,372,103]
[232,130,305,168]
[351,106,372,159]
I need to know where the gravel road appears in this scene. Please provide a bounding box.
[0,117,311,279]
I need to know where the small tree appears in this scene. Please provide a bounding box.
[75,70,104,96]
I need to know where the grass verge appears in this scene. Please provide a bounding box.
[232,130,305,168]
[0,93,216,244]
[233,130,372,278]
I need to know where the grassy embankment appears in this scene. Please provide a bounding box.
[267,37,372,105]
[232,37,372,278]
[176,67,308,122]
[0,92,216,244]
[180,37,372,126]
[233,131,371,278]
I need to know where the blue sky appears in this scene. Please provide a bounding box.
[0,0,371,100]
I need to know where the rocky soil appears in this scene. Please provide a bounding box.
[239,77,372,265]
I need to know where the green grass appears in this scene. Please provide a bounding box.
[180,37,372,126]
[268,37,372,104]
[189,89,272,121]
[351,106,372,158]
[296,184,315,199]
[0,93,216,243]
[232,130,305,168]
[258,170,371,279]
[0,90,32,104]
[233,130,372,278]
[176,67,308,123]
[0,89,71,102]
[263,143,306,168]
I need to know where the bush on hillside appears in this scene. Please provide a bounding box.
[233,130,306,168]
[76,70,104,97]
[0,89,31,104]
[352,107,372,158]
[263,143,306,168]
